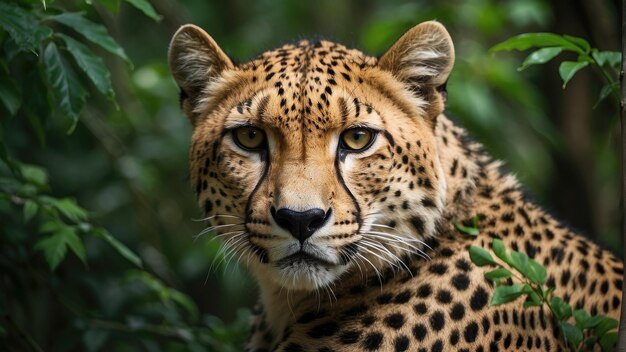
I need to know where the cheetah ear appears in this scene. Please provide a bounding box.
[378,21,454,93]
[168,24,234,118]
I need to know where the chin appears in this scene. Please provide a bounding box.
[267,260,349,291]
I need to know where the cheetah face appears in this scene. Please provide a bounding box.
[169,22,455,291]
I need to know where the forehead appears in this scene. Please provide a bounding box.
[229,40,380,132]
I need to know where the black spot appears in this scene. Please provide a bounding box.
[429,311,445,331]
[376,293,393,304]
[342,303,368,317]
[414,303,428,314]
[450,303,465,321]
[436,290,452,304]
[362,331,383,351]
[307,322,339,338]
[449,329,459,345]
[417,284,432,298]
[429,263,448,276]
[601,280,609,294]
[411,216,425,234]
[394,290,412,304]
[412,324,428,341]
[463,321,479,343]
[451,274,470,290]
[470,286,489,311]
[455,259,471,272]
[297,310,327,324]
[504,334,512,348]
[204,200,213,213]
[339,330,361,344]
[431,339,443,352]
[384,313,406,330]
[284,343,304,352]
[361,315,376,327]
[421,198,436,208]
[394,335,410,352]
[482,316,491,334]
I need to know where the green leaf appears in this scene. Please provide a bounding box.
[92,229,143,267]
[124,0,162,21]
[560,321,583,349]
[57,34,116,102]
[573,309,590,330]
[584,336,598,349]
[592,50,621,68]
[523,290,543,308]
[595,317,618,338]
[491,239,510,264]
[35,231,68,270]
[563,35,591,53]
[48,12,131,65]
[525,259,547,285]
[454,221,478,236]
[558,61,589,88]
[36,226,86,268]
[0,2,52,54]
[40,220,66,234]
[50,198,88,222]
[584,315,609,329]
[518,47,562,71]
[43,42,88,133]
[23,200,39,222]
[484,268,512,281]
[599,331,618,352]
[0,66,21,115]
[21,164,48,187]
[64,228,87,265]
[508,250,529,275]
[550,296,572,321]
[169,289,199,321]
[490,284,524,306]
[490,33,582,54]
[595,82,619,107]
[468,246,497,266]
[97,0,121,13]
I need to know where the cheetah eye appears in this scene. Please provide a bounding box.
[340,128,376,152]
[232,126,267,151]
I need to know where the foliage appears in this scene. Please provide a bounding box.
[468,240,618,351]
[491,33,621,105]
[0,0,248,350]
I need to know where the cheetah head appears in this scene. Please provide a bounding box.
[169,22,454,291]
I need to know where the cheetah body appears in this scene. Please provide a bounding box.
[168,22,623,351]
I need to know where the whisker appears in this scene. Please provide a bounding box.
[191,214,244,222]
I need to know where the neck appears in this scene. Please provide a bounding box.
[434,114,520,223]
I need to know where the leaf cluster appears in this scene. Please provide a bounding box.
[491,33,621,106]
[469,240,618,351]
[0,1,249,351]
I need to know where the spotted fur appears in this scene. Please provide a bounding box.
[168,21,622,351]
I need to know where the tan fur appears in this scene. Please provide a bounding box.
[169,21,622,351]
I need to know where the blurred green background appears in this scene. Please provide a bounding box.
[0,0,621,350]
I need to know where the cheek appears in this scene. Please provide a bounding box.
[197,147,265,215]
[344,149,393,207]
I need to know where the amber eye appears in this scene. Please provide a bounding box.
[233,126,266,150]
[340,128,375,152]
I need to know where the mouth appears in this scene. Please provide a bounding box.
[277,251,335,268]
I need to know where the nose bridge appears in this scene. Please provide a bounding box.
[272,156,333,211]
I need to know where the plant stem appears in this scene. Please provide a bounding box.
[616,0,626,350]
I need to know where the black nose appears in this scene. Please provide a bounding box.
[271,207,330,244]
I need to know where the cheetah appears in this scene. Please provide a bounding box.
[168,21,623,351]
